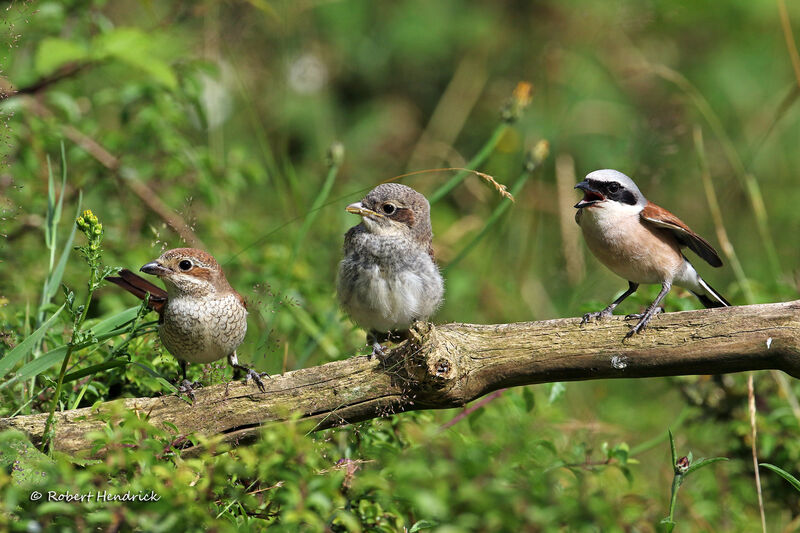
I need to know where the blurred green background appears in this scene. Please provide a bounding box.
[1,0,800,530]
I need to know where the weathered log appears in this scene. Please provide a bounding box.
[2,301,799,457]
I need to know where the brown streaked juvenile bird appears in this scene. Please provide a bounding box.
[574,169,729,338]
[337,183,444,358]
[106,248,265,392]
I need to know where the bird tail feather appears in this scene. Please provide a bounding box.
[691,277,730,308]
[106,269,168,312]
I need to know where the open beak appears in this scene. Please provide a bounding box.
[345,202,383,218]
[140,261,171,277]
[574,180,605,208]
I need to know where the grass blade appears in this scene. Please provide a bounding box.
[290,143,343,262]
[91,306,145,335]
[63,359,130,383]
[44,192,82,301]
[0,304,65,379]
[0,325,143,390]
[428,124,508,204]
[759,463,800,492]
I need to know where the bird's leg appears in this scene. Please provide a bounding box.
[624,281,671,338]
[367,331,386,359]
[581,281,639,324]
[367,331,387,360]
[176,360,201,401]
[227,351,269,393]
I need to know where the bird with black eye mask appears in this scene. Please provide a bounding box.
[337,183,444,358]
[574,169,730,339]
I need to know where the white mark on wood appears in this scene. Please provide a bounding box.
[611,355,628,370]
[766,337,773,349]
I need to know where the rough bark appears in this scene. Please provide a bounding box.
[2,301,799,457]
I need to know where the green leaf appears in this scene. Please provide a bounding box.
[34,38,88,76]
[659,518,676,533]
[44,193,81,301]
[0,323,140,390]
[760,463,800,492]
[611,442,630,466]
[522,386,535,412]
[547,382,566,404]
[685,456,728,476]
[0,430,53,486]
[92,28,177,89]
[668,429,677,465]
[63,359,130,383]
[0,304,65,379]
[91,306,145,335]
[131,362,177,393]
[409,520,437,532]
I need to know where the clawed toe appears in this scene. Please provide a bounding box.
[624,308,663,339]
[581,310,612,325]
[624,322,646,339]
[625,307,663,321]
[245,368,269,393]
[177,379,202,401]
[369,342,386,360]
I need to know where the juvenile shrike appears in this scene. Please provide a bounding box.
[574,169,729,338]
[337,183,444,357]
[107,248,266,393]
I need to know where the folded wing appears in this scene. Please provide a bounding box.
[640,202,723,267]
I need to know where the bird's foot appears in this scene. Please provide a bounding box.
[243,368,270,393]
[581,308,614,325]
[177,379,202,401]
[624,307,663,321]
[369,341,386,360]
[624,307,663,339]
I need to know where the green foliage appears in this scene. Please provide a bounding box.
[760,463,800,493]
[661,430,729,532]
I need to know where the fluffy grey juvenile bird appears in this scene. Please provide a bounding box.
[337,183,444,357]
[574,169,729,338]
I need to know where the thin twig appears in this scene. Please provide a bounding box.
[22,98,204,248]
[439,388,507,431]
[748,373,767,533]
[555,154,585,285]
[693,126,753,302]
[777,0,800,88]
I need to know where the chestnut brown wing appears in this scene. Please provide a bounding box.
[640,202,723,267]
[106,269,168,313]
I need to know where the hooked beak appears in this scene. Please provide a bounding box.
[345,202,383,218]
[140,261,171,277]
[574,180,605,208]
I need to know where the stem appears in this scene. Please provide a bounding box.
[428,124,508,205]
[41,267,97,453]
[444,168,529,272]
[290,152,342,263]
[667,473,683,525]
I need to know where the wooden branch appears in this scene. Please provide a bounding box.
[3,301,799,457]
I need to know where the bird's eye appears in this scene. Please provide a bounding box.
[178,260,193,271]
[381,203,396,215]
[607,182,620,193]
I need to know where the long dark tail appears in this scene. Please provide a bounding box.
[106,269,168,313]
[691,277,730,308]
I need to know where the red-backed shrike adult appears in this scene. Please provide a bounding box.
[574,169,729,338]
